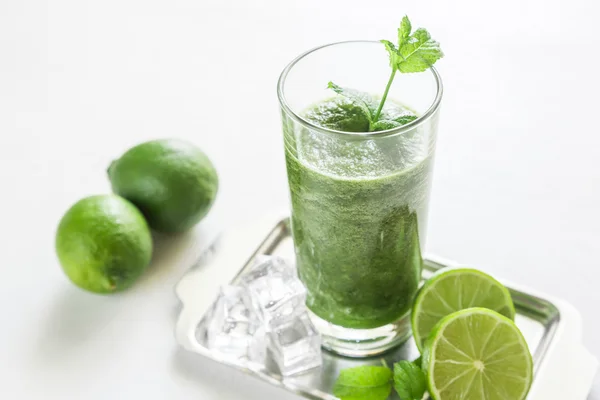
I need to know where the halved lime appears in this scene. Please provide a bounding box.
[411,268,515,351]
[423,308,533,400]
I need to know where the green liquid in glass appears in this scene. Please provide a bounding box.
[285,98,432,329]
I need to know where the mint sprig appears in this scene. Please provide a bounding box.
[333,365,392,400]
[328,16,443,131]
[333,359,428,400]
[393,361,427,400]
[375,16,443,120]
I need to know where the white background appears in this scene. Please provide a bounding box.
[1,0,599,398]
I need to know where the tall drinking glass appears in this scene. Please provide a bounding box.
[277,41,442,357]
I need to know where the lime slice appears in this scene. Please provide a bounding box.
[411,268,515,351]
[423,308,533,400]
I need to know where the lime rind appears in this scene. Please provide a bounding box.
[423,308,533,400]
[411,267,516,352]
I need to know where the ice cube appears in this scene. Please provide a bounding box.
[247,327,268,365]
[205,286,260,358]
[241,256,306,327]
[268,313,322,376]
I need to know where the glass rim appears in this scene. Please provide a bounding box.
[277,40,443,139]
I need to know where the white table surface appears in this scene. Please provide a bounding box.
[1,0,598,398]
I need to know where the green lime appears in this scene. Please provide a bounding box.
[108,139,218,233]
[412,268,515,351]
[422,308,533,400]
[55,195,153,293]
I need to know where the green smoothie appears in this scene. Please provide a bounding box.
[284,97,433,329]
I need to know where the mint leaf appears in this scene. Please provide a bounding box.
[372,120,402,131]
[333,365,393,400]
[327,82,376,123]
[413,356,422,368]
[381,40,400,69]
[397,28,443,73]
[393,361,427,400]
[387,16,443,74]
[398,16,412,48]
[394,115,418,125]
[372,114,417,131]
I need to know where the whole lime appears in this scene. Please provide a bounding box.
[107,139,218,233]
[55,195,153,294]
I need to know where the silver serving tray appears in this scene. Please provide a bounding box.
[175,215,597,399]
